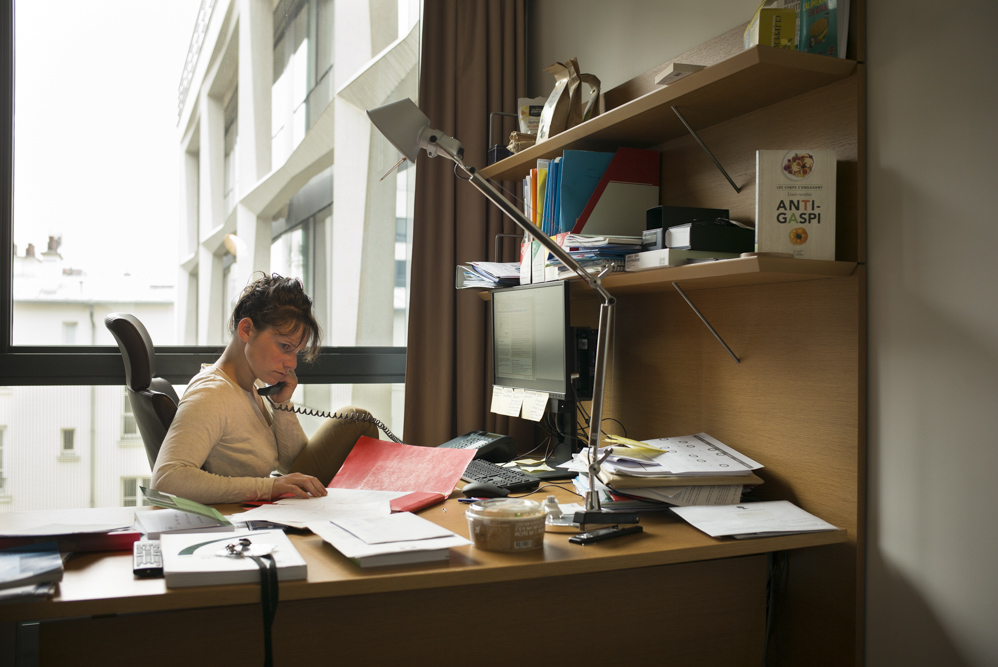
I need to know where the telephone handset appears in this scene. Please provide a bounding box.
[257,382,286,397]
[258,383,402,443]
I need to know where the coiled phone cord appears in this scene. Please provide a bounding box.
[269,402,403,444]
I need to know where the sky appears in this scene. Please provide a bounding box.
[13,0,203,282]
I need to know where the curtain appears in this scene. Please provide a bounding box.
[402,0,534,449]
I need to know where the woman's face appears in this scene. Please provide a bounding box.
[244,320,306,385]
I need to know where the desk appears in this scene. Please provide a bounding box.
[1,487,845,666]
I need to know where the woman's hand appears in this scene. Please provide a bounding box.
[272,368,297,404]
[270,472,328,499]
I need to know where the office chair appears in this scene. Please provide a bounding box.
[105,313,180,470]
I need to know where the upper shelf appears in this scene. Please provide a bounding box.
[479,46,857,182]
[597,256,858,295]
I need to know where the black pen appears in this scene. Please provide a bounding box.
[569,524,643,545]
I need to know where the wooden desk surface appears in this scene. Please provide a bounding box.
[1,486,846,624]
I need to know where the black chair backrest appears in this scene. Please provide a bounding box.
[105,313,179,470]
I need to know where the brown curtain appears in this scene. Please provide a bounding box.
[402,0,536,449]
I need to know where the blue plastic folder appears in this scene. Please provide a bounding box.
[558,150,614,234]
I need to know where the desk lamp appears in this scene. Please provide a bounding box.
[367,98,615,513]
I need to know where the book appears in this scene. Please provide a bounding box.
[665,220,755,253]
[135,508,235,540]
[160,529,306,588]
[598,469,764,489]
[327,436,476,512]
[0,541,64,591]
[744,6,796,50]
[799,0,840,57]
[755,149,836,259]
[624,248,739,271]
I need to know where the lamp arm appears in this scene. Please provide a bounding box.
[429,137,615,512]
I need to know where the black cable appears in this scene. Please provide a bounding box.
[249,554,279,667]
[269,401,402,443]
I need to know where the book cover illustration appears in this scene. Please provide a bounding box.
[755,149,836,260]
[799,0,839,57]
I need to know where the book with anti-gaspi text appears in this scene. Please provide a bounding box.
[755,149,836,260]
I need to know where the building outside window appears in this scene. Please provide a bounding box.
[60,428,76,458]
[121,477,151,507]
[3,0,419,512]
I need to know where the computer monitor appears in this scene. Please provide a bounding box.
[492,281,571,399]
[491,281,585,473]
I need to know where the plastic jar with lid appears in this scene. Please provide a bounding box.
[465,498,545,552]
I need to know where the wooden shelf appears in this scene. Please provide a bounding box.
[479,257,857,300]
[598,256,857,295]
[479,46,856,182]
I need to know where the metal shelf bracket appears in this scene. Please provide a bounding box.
[672,106,741,194]
[672,282,740,364]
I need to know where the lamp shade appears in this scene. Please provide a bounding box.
[366,99,431,163]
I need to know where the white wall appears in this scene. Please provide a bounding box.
[866,2,998,665]
[530,1,998,665]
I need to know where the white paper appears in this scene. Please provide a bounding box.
[490,385,524,417]
[232,489,402,528]
[308,520,469,561]
[0,507,136,537]
[671,500,838,538]
[332,512,454,545]
[624,485,744,506]
[520,390,549,421]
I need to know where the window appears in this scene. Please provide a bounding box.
[122,391,139,439]
[122,477,151,507]
[60,428,76,458]
[2,1,415,512]
[62,321,78,345]
[0,427,7,495]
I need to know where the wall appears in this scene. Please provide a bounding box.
[865,2,998,665]
[529,1,998,665]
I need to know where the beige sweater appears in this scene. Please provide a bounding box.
[151,365,308,504]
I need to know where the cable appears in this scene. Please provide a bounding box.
[268,401,403,443]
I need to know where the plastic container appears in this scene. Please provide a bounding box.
[465,498,545,552]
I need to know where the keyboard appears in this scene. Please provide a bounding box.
[461,459,541,493]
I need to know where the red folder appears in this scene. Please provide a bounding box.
[571,147,660,237]
[328,436,476,512]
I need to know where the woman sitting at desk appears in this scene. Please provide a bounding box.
[151,272,377,505]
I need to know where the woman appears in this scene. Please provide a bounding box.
[151,273,377,504]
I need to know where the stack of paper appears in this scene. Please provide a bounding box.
[309,512,470,568]
[0,507,140,552]
[571,433,764,508]
[0,541,65,601]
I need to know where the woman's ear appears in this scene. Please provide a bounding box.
[236,317,255,342]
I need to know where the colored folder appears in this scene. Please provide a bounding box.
[328,436,476,512]
[558,149,614,233]
[572,147,660,237]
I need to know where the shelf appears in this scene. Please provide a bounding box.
[479,46,857,182]
[477,257,858,300]
[569,256,857,296]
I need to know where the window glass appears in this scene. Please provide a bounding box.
[13,0,416,349]
[5,1,418,512]
[0,383,402,511]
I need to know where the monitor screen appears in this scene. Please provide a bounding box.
[491,281,570,399]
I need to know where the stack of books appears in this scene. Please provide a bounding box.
[573,433,764,509]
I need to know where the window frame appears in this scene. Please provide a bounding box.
[0,2,406,389]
